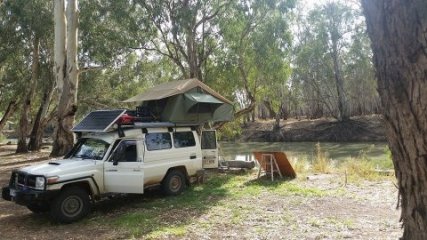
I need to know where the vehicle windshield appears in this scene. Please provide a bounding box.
[68,138,110,160]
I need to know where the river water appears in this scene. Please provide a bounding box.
[220,141,389,164]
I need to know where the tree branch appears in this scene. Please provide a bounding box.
[79,66,104,74]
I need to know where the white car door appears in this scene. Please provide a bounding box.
[104,140,144,194]
[201,130,219,168]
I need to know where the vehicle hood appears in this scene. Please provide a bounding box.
[19,158,101,177]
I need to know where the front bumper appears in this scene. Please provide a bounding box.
[2,185,59,206]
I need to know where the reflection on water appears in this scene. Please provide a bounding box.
[219,141,389,163]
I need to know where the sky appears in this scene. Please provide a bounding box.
[299,0,360,11]
[299,0,329,10]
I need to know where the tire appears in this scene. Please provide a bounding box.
[162,170,186,196]
[27,203,50,214]
[50,187,91,223]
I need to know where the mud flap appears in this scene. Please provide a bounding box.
[1,186,11,201]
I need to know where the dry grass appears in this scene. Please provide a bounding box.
[289,143,393,182]
[312,142,333,173]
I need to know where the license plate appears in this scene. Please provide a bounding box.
[10,189,16,197]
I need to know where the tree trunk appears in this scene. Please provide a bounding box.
[330,32,348,121]
[51,0,79,157]
[0,100,18,132]
[28,79,54,151]
[262,99,277,119]
[16,36,40,153]
[362,1,427,239]
[273,102,284,131]
[54,0,66,96]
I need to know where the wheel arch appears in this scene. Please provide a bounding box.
[55,177,100,200]
[163,166,189,184]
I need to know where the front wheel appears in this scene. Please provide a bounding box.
[50,187,91,223]
[162,170,186,196]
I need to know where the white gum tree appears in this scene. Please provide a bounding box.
[51,0,79,157]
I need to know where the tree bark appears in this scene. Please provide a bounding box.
[273,102,284,131]
[362,1,427,239]
[0,100,18,132]
[330,28,348,121]
[16,36,40,153]
[28,77,54,151]
[262,99,277,119]
[51,0,79,157]
[54,0,66,96]
[331,43,348,121]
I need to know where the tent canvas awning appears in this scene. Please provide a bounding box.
[123,78,233,104]
[123,79,234,124]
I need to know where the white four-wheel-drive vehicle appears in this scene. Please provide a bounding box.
[1,110,219,223]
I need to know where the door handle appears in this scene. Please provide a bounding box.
[190,154,197,159]
[133,169,141,172]
[106,169,118,172]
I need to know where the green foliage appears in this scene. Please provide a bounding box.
[0,0,380,136]
[217,118,243,141]
[0,0,54,124]
[214,0,295,114]
[292,1,377,118]
[79,0,143,66]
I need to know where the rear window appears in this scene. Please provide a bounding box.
[173,132,196,148]
[145,133,172,151]
[201,131,217,149]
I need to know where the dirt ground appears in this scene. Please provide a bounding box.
[0,145,402,239]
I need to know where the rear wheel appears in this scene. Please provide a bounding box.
[162,170,186,196]
[50,187,91,223]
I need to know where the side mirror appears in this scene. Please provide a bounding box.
[113,157,119,166]
[110,152,120,166]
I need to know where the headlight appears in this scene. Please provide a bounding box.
[35,177,46,190]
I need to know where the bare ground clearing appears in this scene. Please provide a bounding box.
[0,145,402,239]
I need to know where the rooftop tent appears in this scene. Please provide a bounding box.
[123,79,234,124]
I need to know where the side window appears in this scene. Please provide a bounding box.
[145,133,172,151]
[201,131,217,149]
[173,131,196,148]
[110,140,137,162]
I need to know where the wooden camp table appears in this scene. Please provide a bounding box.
[253,151,297,181]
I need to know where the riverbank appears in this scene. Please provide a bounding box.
[240,115,386,142]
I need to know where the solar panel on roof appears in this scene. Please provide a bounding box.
[72,109,126,132]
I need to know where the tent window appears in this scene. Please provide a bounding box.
[145,133,172,151]
[173,132,196,148]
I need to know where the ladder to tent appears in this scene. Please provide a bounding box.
[257,153,283,181]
